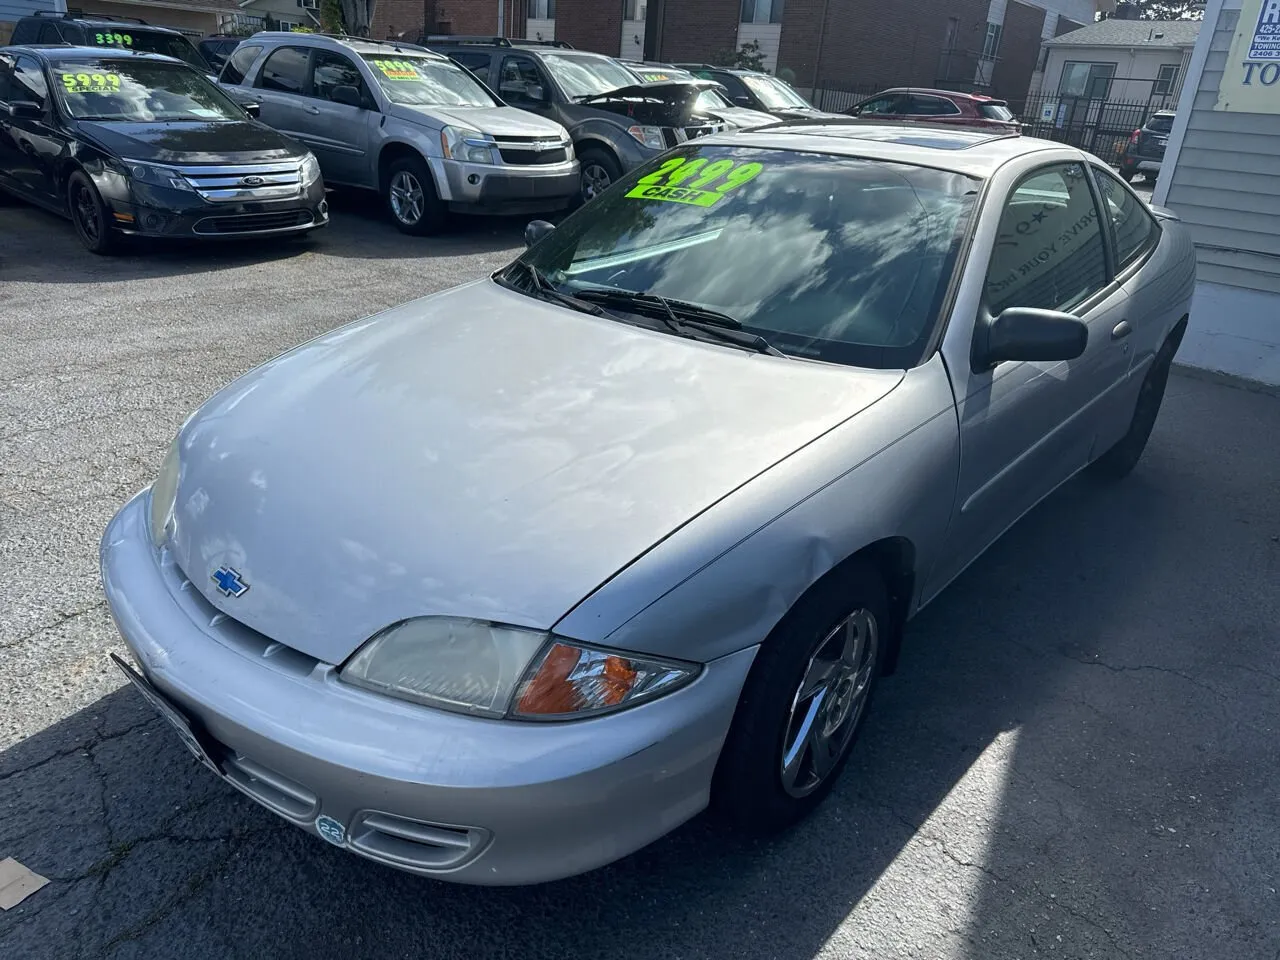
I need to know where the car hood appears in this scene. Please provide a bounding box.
[169,282,903,665]
[711,105,778,129]
[578,79,720,125]
[388,102,568,139]
[74,119,305,164]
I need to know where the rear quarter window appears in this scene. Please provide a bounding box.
[979,103,1014,121]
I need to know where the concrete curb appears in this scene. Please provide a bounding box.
[1173,362,1280,398]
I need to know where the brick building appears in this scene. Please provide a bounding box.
[371,0,1110,104]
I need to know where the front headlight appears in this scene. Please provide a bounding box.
[300,152,322,185]
[626,124,666,150]
[440,125,495,164]
[340,617,699,720]
[149,437,180,548]
[123,159,194,192]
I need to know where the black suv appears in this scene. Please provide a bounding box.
[673,64,832,120]
[0,46,327,253]
[10,12,214,75]
[1118,110,1175,183]
[427,37,729,202]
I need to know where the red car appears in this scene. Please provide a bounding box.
[845,88,1022,134]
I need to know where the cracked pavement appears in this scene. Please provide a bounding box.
[3,184,1279,960]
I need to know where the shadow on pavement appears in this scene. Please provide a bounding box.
[1,377,1277,960]
[0,190,532,285]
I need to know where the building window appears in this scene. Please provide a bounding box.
[624,0,645,18]
[1154,63,1179,96]
[531,0,556,18]
[981,22,1002,61]
[1059,60,1116,99]
[943,17,959,51]
[741,0,782,24]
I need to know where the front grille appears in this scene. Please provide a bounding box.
[175,161,305,203]
[348,811,490,871]
[499,147,568,165]
[223,753,320,821]
[192,210,314,235]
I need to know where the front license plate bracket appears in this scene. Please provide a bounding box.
[110,653,220,774]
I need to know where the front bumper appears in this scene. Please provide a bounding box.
[100,492,755,885]
[103,178,329,239]
[433,157,579,214]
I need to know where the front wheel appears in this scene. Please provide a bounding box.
[712,561,889,834]
[68,170,119,255]
[1119,163,1137,183]
[383,155,446,236]
[577,147,622,205]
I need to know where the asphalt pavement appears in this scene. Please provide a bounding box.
[2,185,1278,960]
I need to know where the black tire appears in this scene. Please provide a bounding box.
[383,155,447,236]
[1119,163,1137,183]
[577,147,622,205]
[67,170,119,255]
[711,560,889,835]
[1090,332,1179,480]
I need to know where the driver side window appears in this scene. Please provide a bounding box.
[855,95,902,117]
[309,50,366,105]
[985,163,1108,317]
[498,56,545,104]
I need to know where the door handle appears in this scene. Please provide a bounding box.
[1111,320,1133,341]
[306,106,321,115]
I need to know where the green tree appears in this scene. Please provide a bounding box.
[712,39,767,72]
[1109,0,1203,19]
[320,0,345,33]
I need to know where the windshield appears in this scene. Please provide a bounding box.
[50,58,244,122]
[979,102,1014,121]
[742,75,810,110]
[87,28,209,71]
[635,67,693,82]
[542,53,639,98]
[362,55,497,107]
[514,145,979,368]
[695,88,734,112]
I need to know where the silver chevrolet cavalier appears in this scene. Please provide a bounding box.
[102,122,1195,885]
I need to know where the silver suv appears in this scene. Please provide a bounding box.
[219,34,578,234]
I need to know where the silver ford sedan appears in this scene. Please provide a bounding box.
[102,123,1195,885]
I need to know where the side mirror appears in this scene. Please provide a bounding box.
[7,101,42,120]
[525,84,547,103]
[974,306,1088,369]
[524,219,555,248]
[240,101,261,119]
[330,84,362,108]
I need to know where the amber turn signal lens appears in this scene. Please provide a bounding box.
[516,643,636,715]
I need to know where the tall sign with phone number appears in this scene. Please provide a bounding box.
[1216,0,1280,112]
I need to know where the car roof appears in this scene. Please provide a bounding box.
[22,14,186,34]
[702,121,1074,177]
[874,87,1005,102]
[674,63,769,76]
[6,45,189,64]
[251,31,441,58]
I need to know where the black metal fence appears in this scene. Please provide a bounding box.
[1010,92,1177,161]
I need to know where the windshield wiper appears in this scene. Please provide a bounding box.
[495,261,607,317]
[573,288,786,357]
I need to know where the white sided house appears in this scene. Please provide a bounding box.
[1155,0,1280,386]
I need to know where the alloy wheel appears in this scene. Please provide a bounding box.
[73,183,101,244]
[581,163,612,201]
[389,170,424,225]
[780,609,879,798]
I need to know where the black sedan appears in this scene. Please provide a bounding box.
[0,46,328,253]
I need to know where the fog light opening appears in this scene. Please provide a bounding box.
[467,174,480,185]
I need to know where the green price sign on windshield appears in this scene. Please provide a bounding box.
[373,59,419,80]
[94,32,133,46]
[61,72,123,94]
[625,156,764,207]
